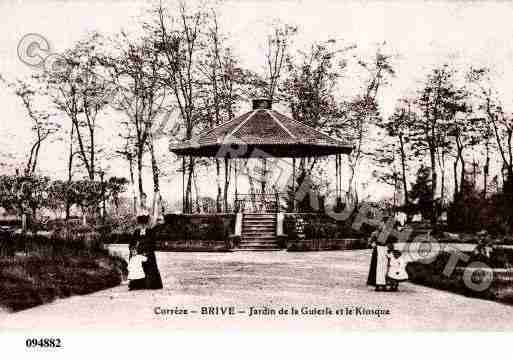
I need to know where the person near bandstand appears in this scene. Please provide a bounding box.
[134,215,163,290]
[367,229,379,286]
[367,224,389,291]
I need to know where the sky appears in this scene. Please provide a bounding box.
[2,0,513,206]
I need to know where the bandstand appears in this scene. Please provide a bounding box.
[170,98,353,250]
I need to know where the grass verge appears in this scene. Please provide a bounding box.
[0,236,127,312]
[407,251,513,305]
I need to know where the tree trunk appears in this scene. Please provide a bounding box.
[453,158,459,202]
[429,147,437,225]
[148,138,160,221]
[32,205,37,224]
[66,125,74,222]
[89,126,95,181]
[216,159,222,212]
[193,171,200,213]
[149,141,160,194]
[128,154,136,215]
[440,166,445,204]
[459,155,465,196]
[223,158,230,212]
[246,160,257,210]
[137,150,144,208]
[483,146,490,199]
[398,135,409,207]
[507,166,513,230]
[185,156,194,214]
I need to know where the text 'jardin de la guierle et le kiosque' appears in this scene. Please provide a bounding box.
[153,305,391,318]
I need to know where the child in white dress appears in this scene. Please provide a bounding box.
[386,249,408,291]
[127,247,147,291]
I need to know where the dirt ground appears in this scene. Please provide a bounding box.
[2,249,513,331]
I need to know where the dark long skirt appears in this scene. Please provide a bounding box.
[142,251,163,290]
[129,278,146,291]
[367,247,378,286]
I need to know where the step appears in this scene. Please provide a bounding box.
[240,245,279,249]
[243,214,277,219]
[242,226,275,229]
[240,234,277,239]
[241,235,277,238]
[242,217,276,222]
[238,243,280,249]
[240,234,277,238]
[242,227,276,234]
[243,220,276,224]
[243,222,274,225]
[237,212,279,252]
[243,222,276,227]
[235,248,282,251]
[240,241,278,246]
[242,227,276,232]
[243,213,276,217]
[239,240,278,246]
[243,222,276,226]
[243,218,276,222]
[241,238,276,241]
[243,217,277,221]
[242,233,276,238]
[240,237,277,243]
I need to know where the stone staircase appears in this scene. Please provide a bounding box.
[238,213,280,251]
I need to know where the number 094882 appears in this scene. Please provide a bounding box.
[25,338,62,348]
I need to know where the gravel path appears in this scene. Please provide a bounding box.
[2,249,513,331]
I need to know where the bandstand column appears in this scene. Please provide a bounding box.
[292,157,296,211]
[234,159,238,199]
[334,154,337,202]
[224,157,229,212]
[182,156,186,213]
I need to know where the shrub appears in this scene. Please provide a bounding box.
[407,249,513,304]
[148,214,234,251]
[286,238,368,252]
[155,215,231,242]
[284,214,366,243]
[447,190,512,234]
[283,215,298,241]
[0,235,126,312]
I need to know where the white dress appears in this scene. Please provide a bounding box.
[387,255,409,281]
[127,254,147,280]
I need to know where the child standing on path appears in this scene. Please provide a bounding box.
[127,247,147,291]
[386,248,409,291]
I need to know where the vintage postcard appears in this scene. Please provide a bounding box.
[2,0,513,354]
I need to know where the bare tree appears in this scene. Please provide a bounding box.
[409,65,468,224]
[345,48,395,203]
[263,22,297,102]
[283,39,353,198]
[99,30,170,215]
[469,68,513,197]
[2,77,59,176]
[150,1,210,213]
[377,98,416,208]
[41,33,111,181]
[197,8,246,211]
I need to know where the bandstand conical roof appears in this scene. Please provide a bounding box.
[170,99,353,158]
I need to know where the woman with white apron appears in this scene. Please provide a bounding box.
[375,243,388,291]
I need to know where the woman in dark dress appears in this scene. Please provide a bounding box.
[134,215,163,290]
[139,231,163,290]
[367,230,379,286]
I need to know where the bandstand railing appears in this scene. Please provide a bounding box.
[234,191,286,213]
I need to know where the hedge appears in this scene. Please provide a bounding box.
[407,249,513,304]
